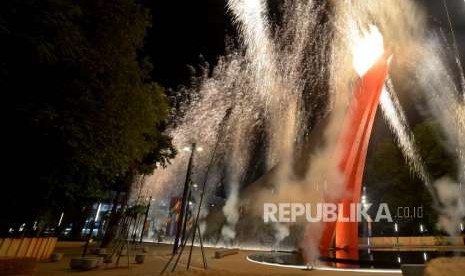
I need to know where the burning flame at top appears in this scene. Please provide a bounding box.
[351,25,384,76]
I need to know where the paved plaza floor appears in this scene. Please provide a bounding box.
[36,243,401,276]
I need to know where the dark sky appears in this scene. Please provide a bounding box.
[145,0,231,88]
[146,0,465,88]
[421,0,465,56]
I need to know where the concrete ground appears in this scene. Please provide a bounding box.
[36,243,401,276]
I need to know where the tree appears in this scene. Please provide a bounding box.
[413,121,457,179]
[365,121,457,235]
[1,0,175,236]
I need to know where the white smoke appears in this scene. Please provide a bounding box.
[272,223,290,246]
[380,82,435,197]
[221,181,240,242]
[143,0,465,256]
[435,178,465,235]
[414,35,465,187]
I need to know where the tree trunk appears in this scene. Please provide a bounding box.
[100,190,123,247]
[70,207,88,240]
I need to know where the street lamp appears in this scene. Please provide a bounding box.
[94,203,102,222]
[361,190,371,246]
[183,145,204,153]
[57,212,64,227]
[172,143,201,255]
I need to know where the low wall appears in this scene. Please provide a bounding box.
[55,241,85,248]
[359,236,465,247]
[0,237,57,261]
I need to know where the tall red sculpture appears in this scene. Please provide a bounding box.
[318,52,390,261]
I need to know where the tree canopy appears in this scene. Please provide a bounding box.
[1,0,175,235]
[365,120,458,235]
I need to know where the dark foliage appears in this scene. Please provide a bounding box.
[1,0,175,236]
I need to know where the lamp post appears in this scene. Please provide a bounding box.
[172,143,197,255]
[55,212,64,236]
[57,212,64,227]
[419,223,425,246]
[361,190,371,247]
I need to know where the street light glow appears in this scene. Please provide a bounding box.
[94,203,102,222]
[394,223,398,232]
[183,145,203,152]
[58,212,64,227]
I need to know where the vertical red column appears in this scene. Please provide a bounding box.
[318,54,389,260]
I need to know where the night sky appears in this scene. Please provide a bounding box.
[145,0,232,88]
[146,0,465,88]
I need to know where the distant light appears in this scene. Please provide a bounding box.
[94,203,102,222]
[397,256,401,263]
[192,183,198,189]
[188,201,193,206]
[460,223,464,231]
[361,195,367,204]
[423,252,427,261]
[58,212,64,227]
[419,224,424,233]
[196,147,204,152]
[394,223,398,232]
[183,146,191,152]
[210,203,215,207]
